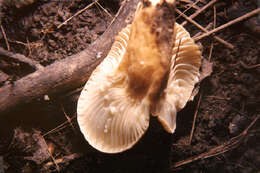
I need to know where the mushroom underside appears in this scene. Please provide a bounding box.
[77,23,201,153]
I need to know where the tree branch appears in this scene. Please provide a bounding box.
[0,0,139,114]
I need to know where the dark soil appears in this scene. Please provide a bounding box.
[0,0,260,173]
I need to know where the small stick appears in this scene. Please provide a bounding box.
[0,24,10,51]
[194,8,260,41]
[189,92,202,144]
[57,2,95,29]
[172,115,260,169]
[43,115,76,137]
[109,0,127,27]
[206,95,230,100]
[207,5,216,61]
[176,9,234,49]
[0,71,9,83]
[0,47,44,70]
[181,0,218,26]
[193,22,213,38]
[180,0,200,10]
[60,103,75,131]
[176,0,201,20]
[8,39,29,46]
[240,61,260,69]
[44,153,81,168]
[213,6,216,27]
[197,0,207,3]
[94,0,113,19]
[208,43,214,61]
[26,37,32,57]
[40,135,60,171]
[8,39,43,48]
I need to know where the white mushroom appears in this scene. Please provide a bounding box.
[77,0,201,153]
[77,25,150,153]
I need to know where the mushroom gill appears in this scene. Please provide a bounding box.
[77,0,201,153]
[151,23,201,133]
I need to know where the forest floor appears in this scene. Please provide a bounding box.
[0,0,260,172]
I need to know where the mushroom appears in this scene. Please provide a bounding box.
[77,0,201,153]
[151,23,201,133]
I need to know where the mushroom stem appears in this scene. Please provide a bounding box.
[118,0,176,105]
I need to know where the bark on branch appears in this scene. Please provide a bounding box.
[0,0,139,114]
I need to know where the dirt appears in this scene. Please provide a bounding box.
[0,0,115,65]
[0,0,260,173]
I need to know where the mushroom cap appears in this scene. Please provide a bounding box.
[77,25,150,153]
[77,22,201,153]
[151,23,201,133]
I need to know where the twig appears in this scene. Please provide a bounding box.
[239,61,260,69]
[26,37,32,57]
[0,71,9,83]
[0,24,10,51]
[213,5,216,28]
[60,103,75,132]
[208,43,214,61]
[176,9,234,49]
[207,5,216,61]
[206,95,230,100]
[62,86,83,99]
[181,0,218,26]
[57,2,95,29]
[44,153,81,168]
[180,0,200,10]
[8,39,43,48]
[43,115,76,137]
[94,0,113,19]
[109,0,127,27]
[194,8,260,41]
[0,47,44,70]
[189,92,202,144]
[172,115,260,169]
[193,22,213,38]
[40,135,60,171]
[176,0,201,20]
[197,0,207,4]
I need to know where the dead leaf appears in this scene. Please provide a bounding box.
[200,58,213,81]
[11,128,50,165]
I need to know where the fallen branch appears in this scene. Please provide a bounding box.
[171,115,260,169]
[0,0,139,114]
